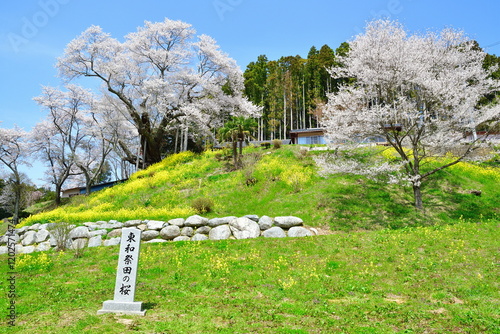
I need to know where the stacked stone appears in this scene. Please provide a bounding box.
[0,215,315,254]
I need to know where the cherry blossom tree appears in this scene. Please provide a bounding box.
[56,18,260,167]
[319,20,500,210]
[0,126,30,224]
[33,84,97,204]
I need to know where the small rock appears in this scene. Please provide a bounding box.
[262,226,286,238]
[160,226,181,240]
[274,216,303,229]
[209,225,232,240]
[287,226,313,238]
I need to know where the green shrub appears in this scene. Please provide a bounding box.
[272,139,282,149]
[191,197,215,214]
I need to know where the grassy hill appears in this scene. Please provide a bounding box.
[21,145,499,231]
[2,145,500,333]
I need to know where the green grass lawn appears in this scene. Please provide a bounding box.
[1,220,498,333]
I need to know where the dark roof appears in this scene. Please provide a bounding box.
[289,128,324,134]
[62,179,128,193]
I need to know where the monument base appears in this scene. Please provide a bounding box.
[97,300,146,316]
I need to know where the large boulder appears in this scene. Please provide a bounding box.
[88,235,102,247]
[181,227,194,237]
[123,220,143,227]
[21,231,37,246]
[21,245,36,254]
[35,229,50,243]
[209,225,231,240]
[287,226,313,238]
[173,236,191,242]
[168,218,185,227]
[229,217,260,239]
[107,229,122,238]
[274,216,303,229]
[160,225,181,240]
[184,215,209,227]
[244,214,260,222]
[208,216,237,227]
[141,230,160,241]
[146,220,165,230]
[192,234,208,241]
[103,237,121,247]
[145,239,168,243]
[196,226,211,235]
[1,234,19,245]
[28,223,41,231]
[71,238,87,249]
[262,226,286,238]
[36,241,52,252]
[258,216,274,230]
[89,229,108,237]
[69,226,90,239]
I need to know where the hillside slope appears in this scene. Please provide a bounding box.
[22,145,499,230]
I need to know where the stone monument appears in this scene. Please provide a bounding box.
[98,227,146,315]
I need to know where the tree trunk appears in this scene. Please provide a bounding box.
[13,179,21,226]
[413,184,423,210]
[232,141,238,168]
[55,183,62,206]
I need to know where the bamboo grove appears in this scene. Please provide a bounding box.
[243,43,350,141]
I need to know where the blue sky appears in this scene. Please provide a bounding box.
[1,0,500,184]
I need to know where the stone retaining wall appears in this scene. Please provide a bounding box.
[0,215,317,254]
